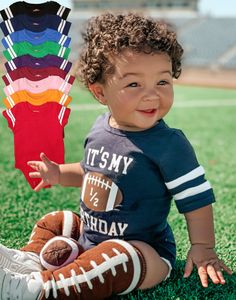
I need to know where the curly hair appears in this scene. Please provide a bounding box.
[78,13,184,88]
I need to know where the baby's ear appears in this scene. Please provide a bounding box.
[88,83,107,105]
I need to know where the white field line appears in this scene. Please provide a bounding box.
[70,99,236,111]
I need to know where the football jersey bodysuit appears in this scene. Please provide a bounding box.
[4,74,75,96]
[3,89,72,108]
[2,102,70,189]
[2,66,68,84]
[5,55,72,73]
[0,14,71,36]
[3,40,70,61]
[0,1,70,20]
[2,28,71,48]
[79,112,215,266]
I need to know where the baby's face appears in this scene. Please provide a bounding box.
[95,50,174,131]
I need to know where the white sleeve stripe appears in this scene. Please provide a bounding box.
[6,109,15,127]
[61,47,66,57]
[60,35,67,46]
[9,8,13,18]
[7,46,16,58]
[6,35,13,47]
[58,34,66,45]
[6,20,14,33]
[58,47,66,57]
[5,84,14,95]
[8,60,16,70]
[5,20,12,34]
[6,95,15,107]
[59,94,68,105]
[58,47,62,57]
[7,7,13,18]
[59,82,65,91]
[174,181,212,201]
[57,6,63,16]
[59,81,67,92]
[58,106,66,124]
[165,166,205,189]
[57,6,66,17]
[5,8,11,19]
[6,73,13,83]
[60,59,67,69]
[65,74,70,82]
[9,85,14,94]
[57,5,64,17]
[11,60,16,68]
[58,19,66,33]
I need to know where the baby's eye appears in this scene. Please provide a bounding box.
[158,80,168,86]
[127,82,138,87]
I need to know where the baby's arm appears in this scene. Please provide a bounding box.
[28,152,84,191]
[184,204,232,287]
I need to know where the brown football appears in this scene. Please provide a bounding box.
[40,236,83,271]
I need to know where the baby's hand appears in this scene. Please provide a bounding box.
[27,153,60,191]
[184,244,233,287]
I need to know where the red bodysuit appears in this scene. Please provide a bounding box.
[2,101,70,189]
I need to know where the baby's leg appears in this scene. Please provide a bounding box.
[30,240,170,299]
[0,211,81,274]
[130,240,171,289]
[34,239,146,299]
[21,210,81,254]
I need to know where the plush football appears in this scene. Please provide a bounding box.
[39,236,83,271]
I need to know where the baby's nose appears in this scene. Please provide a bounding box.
[142,88,159,101]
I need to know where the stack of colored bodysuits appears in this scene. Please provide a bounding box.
[0,1,74,189]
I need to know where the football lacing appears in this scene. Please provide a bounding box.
[43,247,128,298]
[113,248,128,272]
[79,266,93,289]
[102,253,117,276]
[90,260,105,283]
[87,174,111,190]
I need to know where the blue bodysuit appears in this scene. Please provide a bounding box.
[79,112,215,267]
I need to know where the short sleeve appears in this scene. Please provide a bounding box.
[2,108,16,131]
[57,105,70,127]
[59,93,72,106]
[3,95,16,109]
[0,9,8,20]
[2,36,11,48]
[0,20,8,36]
[58,19,71,35]
[0,18,16,35]
[2,74,9,85]
[55,4,71,19]
[159,130,215,213]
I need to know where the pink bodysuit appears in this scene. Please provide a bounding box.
[4,74,75,96]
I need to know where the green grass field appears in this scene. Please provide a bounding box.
[0,82,235,299]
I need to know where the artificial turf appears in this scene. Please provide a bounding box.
[0,83,235,299]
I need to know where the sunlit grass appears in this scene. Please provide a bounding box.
[0,84,235,299]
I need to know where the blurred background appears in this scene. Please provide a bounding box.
[0,0,236,89]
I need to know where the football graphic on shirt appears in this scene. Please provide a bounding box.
[81,172,123,212]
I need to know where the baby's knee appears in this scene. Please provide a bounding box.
[36,210,81,238]
[130,240,170,289]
